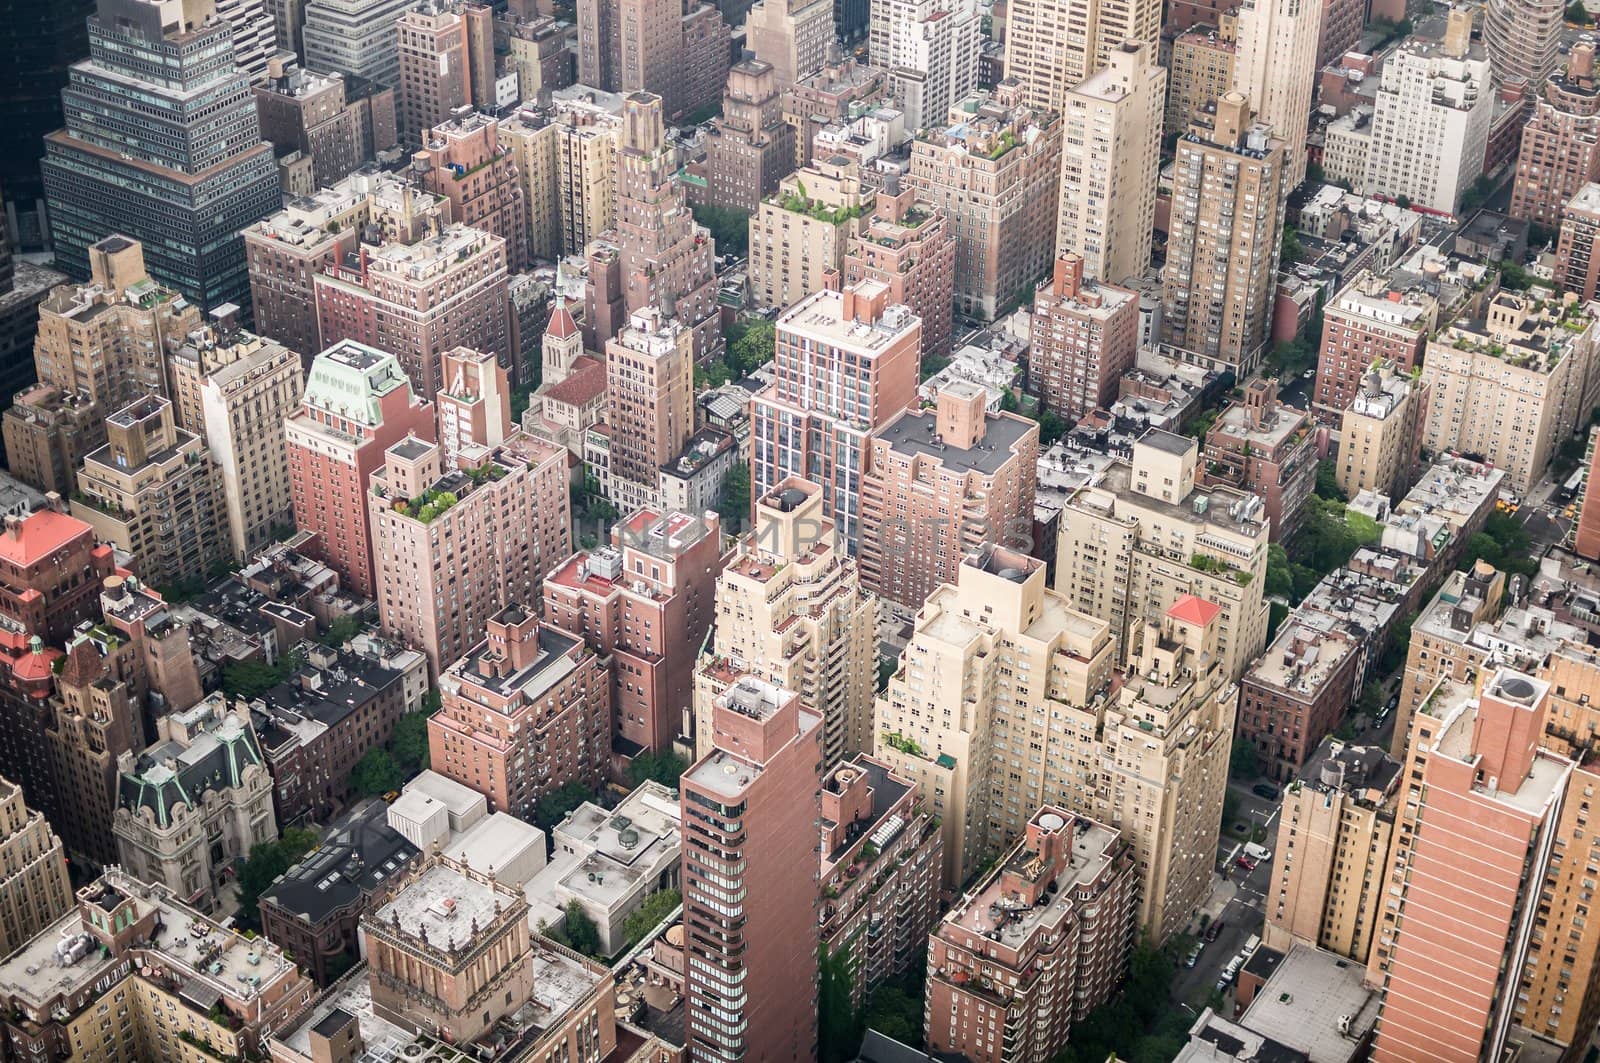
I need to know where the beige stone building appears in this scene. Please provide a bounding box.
[0,870,311,1063]
[750,156,873,309]
[1055,429,1270,682]
[544,87,627,256]
[491,114,565,262]
[1056,40,1164,287]
[1263,740,1400,961]
[874,546,1232,940]
[694,477,877,766]
[909,81,1062,319]
[0,775,72,960]
[1161,92,1287,376]
[858,382,1040,610]
[1166,15,1237,137]
[1335,363,1429,501]
[1419,289,1600,493]
[604,307,696,513]
[747,0,833,87]
[71,396,228,588]
[1231,0,1320,184]
[113,697,277,913]
[1003,0,1160,113]
[166,316,304,559]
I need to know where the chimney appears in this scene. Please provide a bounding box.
[1442,5,1472,58]
[1053,253,1084,299]
[1572,37,1596,80]
[4,515,21,541]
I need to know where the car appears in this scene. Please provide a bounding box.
[1252,783,1280,801]
[1205,921,1224,942]
[1244,843,1272,862]
[1185,943,1204,968]
[1386,693,1399,711]
[1302,368,1315,379]
[1236,855,1257,872]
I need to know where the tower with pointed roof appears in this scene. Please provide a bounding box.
[542,298,584,387]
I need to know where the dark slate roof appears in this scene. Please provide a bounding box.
[258,800,419,924]
[118,716,266,828]
[855,1030,971,1063]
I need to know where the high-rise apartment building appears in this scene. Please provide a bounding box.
[1263,739,1400,961]
[1485,0,1562,85]
[550,86,627,256]
[166,315,304,559]
[819,755,943,1008]
[869,0,981,130]
[429,603,610,816]
[1200,378,1316,541]
[682,675,822,1063]
[215,0,280,80]
[783,60,893,169]
[1314,268,1441,419]
[749,157,874,310]
[1162,92,1287,376]
[243,170,451,362]
[1238,614,1365,782]
[545,509,724,755]
[1510,41,1600,229]
[71,396,228,587]
[0,775,72,959]
[843,180,955,361]
[609,93,721,359]
[1231,0,1319,185]
[415,111,532,272]
[1056,41,1163,288]
[875,546,1233,939]
[1027,253,1140,421]
[604,307,696,512]
[926,808,1137,1062]
[43,0,279,311]
[253,60,368,196]
[302,0,417,85]
[858,382,1040,610]
[576,0,730,118]
[1362,22,1492,214]
[285,341,435,597]
[370,433,571,676]
[909,81,1062,320]
[1370,670,1573,1063]
[395,3,469,145]
[750,282,921,551]
[0,870,312,1062]
[44,636,141,869]
[434,345,511,462]
[1166,16,1237,137]
[1419,289,1598,493]
[704,60,796,212]
[495,109,563,263]
[1335,363,1429,501]
[694,477,877,765]
[1003,0,1159,114]
[314,222,511,396]
[1557,181,1600,302]
[746,0,833,86]
[1055,429,1270,681]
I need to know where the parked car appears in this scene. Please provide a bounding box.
[1236,855,1257,872]
[1205,920,1224,942]
[1244,843,1272,862]
[1185,943,1204,968]
[1252,782,1280,801]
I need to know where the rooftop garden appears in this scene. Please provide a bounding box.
[774,180,870,225]
[394,487,459,523]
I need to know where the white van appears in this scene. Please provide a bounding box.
[1244,843,1272,862]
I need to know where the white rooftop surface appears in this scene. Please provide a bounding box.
[1240,944,1379,1061]
[275,975,417,1061]
[525,848,582,930]
[526,948,604,1028]
[442,812,544,884]
[372,865,505,949]
[401,770,488,821]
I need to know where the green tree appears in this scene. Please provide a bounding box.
[534,781,596,831]
[1280,223,1304,264]
[1266,543,1294,600]
[562,898,602,956]
[422,688,443,715]
[1500,261,1534,291]
[1230,737,1261,780]
[389,713,431,776]
[691,204,751,255]
[1038,411,1068,447]
[319,615,362,648]
[621,889,682,949]
[864,985,922,1046]
[819,945,865,1062]
[351,749,403,797]
[628,751,689,789]
[234,827,320,931]
[222,650,301,701]
[729,319,775,377]
[1570,0,1593,23]
[717,464,752,530]
[1314,459,1346,502]
[1458,174,1497,214]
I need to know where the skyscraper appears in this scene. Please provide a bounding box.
[395,3,469,145]
[1231,0,1320,185]
[0,0,95,221]
[1027,253,1140,421]
[1003,0,1160,114]
[868,0,981,130]
[746,0,833,87]
[1161,92,1286,376]
[1509,40,1600,229]
[605,93,721,359]
[704,60,795,211]
[43,0,279,311]
[1485,0,1563,85]
[750,281,921,552]
[604,307,696,512]
[682,675,822,1063]
[843,180,955,361]
[1056,40,1164,287]
[694,477,877,765]
[301,0,419,86]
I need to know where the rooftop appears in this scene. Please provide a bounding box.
[371,864,507,950]
[873,405,1034,474]
[776,285,919,352]
[0,509,93,566]
[260,801,419,924]
[1240,944,1380,1061]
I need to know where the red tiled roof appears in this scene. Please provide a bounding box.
[12,647,60,683]
[1167,594,1221,627]
[543,357,607,407]
[0,510,92,566]
[546,298,578,339]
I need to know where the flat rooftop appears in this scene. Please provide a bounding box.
[1241,944,1380,1061]
[777,286,919,352]
[875,406,1033,474]
[371,864,504,950]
